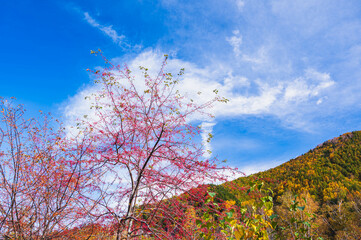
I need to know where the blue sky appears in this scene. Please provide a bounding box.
[2,0,361,174]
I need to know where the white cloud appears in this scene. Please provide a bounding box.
[84,12,125,46]
[283,70,334,102]
[316,96,327,105]
[62,83,100,138]
[226,30,242,57]
[223,72,250,93]
[63,49,336,157]
[64,50,335,124]
[201,121,216,158]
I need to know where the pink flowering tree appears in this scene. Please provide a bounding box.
[82,51,234,239]
[0,98,94,239]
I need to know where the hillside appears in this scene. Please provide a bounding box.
[218,131,361,239]
[50,131,361,239]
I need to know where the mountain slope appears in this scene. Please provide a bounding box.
[221,131,361,239]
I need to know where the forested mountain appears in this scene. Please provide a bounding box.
[219,131,361,239]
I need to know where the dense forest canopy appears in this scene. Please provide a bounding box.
[220,131,361,239]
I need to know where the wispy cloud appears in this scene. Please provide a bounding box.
[63,49,336,159]
[282,69,334,103]
[63,49,335,123]
[201,122,217,158]
[84,12,125,46]
[226,30,242,57]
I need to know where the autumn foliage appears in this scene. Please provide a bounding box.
[0,98,92,238]
[224,131,361,239]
